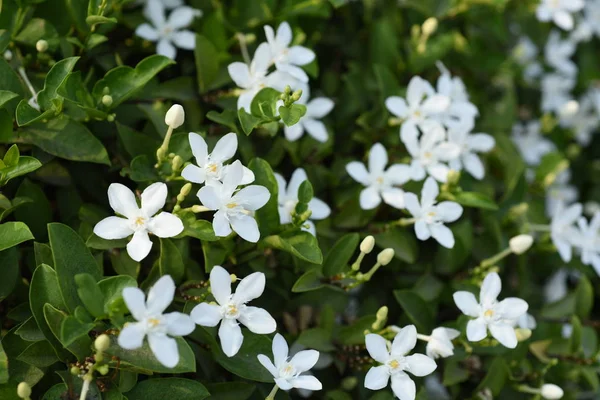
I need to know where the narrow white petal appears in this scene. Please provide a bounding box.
[118,322,146,349]
[172,30,195,50]
[381,188,406,209]
[181,164,206,184]
[272,333,289,368]
[391,325,417,356]
[127,230,153,262]
[421,177,439,207]
[218,318,244,357]
[414,220,431,241]
[284,123,304,141]
[213,211,232,237]
[436,202,463,222]
[167,6,196,29]
[190,303,222,327]
[157,38,177,59]
[489,323,518,348]
[308,198,330,220]
[346,162,370,186]
[385,96,409,118]
[496,298,529,320]
[238,306,276,334]
[234,185,270,210]
[359,187,381,210]
[212,132,238,162]
[291,375,322,391]
[466,318,488,342]
[228,62,252,88]
[141,182,167,217]
[108,183,139,219]
[391,372,416,400]
[306,97,334,118]
[122,287,147,320]
[230,215,260,243]
[364,365,390,390]
[233,272,266,303]
[405,354,437,376]
[430,224,455,249]
[365,333,389,363]
[198,185,221,210]
[135,23,159,41]
[146,275,175,315]
[303,119,329,142]
[148,212,184,237]
[148,333,179,368]
[257,354,278,378]
[453,292,480,317]
[94,216,133,240]
[290,349,319,373]
[287,46,315,66]
[368,143,388,175]
[275,378,293,391]
[480,272,502,305]
[164,312,195,336]
[210,266,232,305]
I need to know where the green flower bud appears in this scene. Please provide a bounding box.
[360,235,375,254]
[101,95,113,107]
[95,334,110,352]
[377,248,394,266]
[36,39,48,53]
[172,155,183,171]
[17,382,32,399]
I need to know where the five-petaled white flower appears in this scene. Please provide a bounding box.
[418,327,461,359]
[511,121,556,166]
[181,132,254,186]
[228,43,272,112]
[275,168,331,235]
[550,202,582,262]
[385,76,450,141]
[404,177,463,249]
[257,333,322,392]
[190,266,276,357]
[453,272,529,348]
[447,122,495,180]
[346,143,411,210]
[545,170,578,217]
[283,97,334,143]
[197,160,270,243]
[94,183,184,262]
[544,30,577,77]
[536,0,584,31]
[135,0,199,60]
[118,275,195,368]
[264,22,315,83]
[576,212,600,274]
[540,73,575,114]
[435,63,479,130]
[364,325,437,400]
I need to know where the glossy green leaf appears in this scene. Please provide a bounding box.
[16,340,60,368]
[37,57,80,110]
[75,273,105,318]
[97,275,137,316]
[393,290,434,333]
[159,238,185,283]
[0,222,34,251]
[263,230,323,264]
[279,103,307,127]
[0,247,19,302]
[43,304,92,360]
[127,378,209,400]
[323,233,359,277]
[194,35,219,94]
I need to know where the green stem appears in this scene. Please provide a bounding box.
[480,247,512,268]
[529,224,551,232]
[265,384,279,400]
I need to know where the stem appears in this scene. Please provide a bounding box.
[529,224,551,232]
[516,385,540,395]
[161,126,174,151]
[17,67,37,98]
[416,333,431,342]
[362,262,382,281]
[236,33,251,65]
[79,377,92,400]
[480,247,512,268]
[265,384,279,400]
[350,252,365,271]
[396,218,416,227]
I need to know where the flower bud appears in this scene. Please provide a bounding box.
[377,248,394,266]
[165,104,185,128]
[107,114,115,122]
[172,155,183,171]
[376,306,388,321]
[94,334,110,352]
[70,366,81,375]
[515,328,531,342]
[180,183,192,197]
[230,274,237,283]
[341,377,358,391]
[291,90,302,102]
[17,382,32,399]
[36,39,48,53]
[360,235,375,254]
[3,49,13,61]
[284,85,292,95]
[191,205,206,213]
[446,169,460,185]
[540,384,564,399]
[101,95,113,107]
[422,17,438,36]
[509,234,534,255]
[156,147,167,161]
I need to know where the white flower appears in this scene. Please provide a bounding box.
[550,202,582,262]
[544,269,569,303]
[135,0,198,60]
[118,275,195,368]
[541,383,564,399]
[275,168,330,235]
[181,132,254,186]
[582,0,600,39]
[513,36,538,66]
[136,0,183,9]
[402,121,460,182]
[364,326,437,400]
[511,121,556,166]
[447,122,495,180]
[228,43,272,112]
[190,266,276,357]
[435,63,479,130]
[386,76,450,141]
[536,0,584,31]
[560,94,600,146]
[404,177,463,249]
[264,22,315,82]
[419,327,460,359]
[257,333,322,392]
[197,160,270,243]
[545,170,578,217]
[576,212,600,274]
[94,183,184,262]
[544,31,577,77]
[453,272,529,348]
[540,73,575,113]
[346,143,412,210]
[283,97,334,142]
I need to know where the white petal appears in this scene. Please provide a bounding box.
[392,325,417,357]
[403,193,421,218]
[212,133,238,162]
[421,177,439,207]
[136,23,159,41]
[385,164,412,185]
[210,266,232,305]
[108,183,139,219]
[421,95,450,114]
[359,187,381,210]
[157,38,177,59]
[290,349,319,373]
[381,188,405,209]
[257,354,278,377]
[94,216,133,240]
[553,10,573,31]
[222,160,244,189]
[385,96,409,118]
[364,365,390,390]
[272,333,289,368]
[198,185,221,210]
[148,212,184,237]
[164,312,195,336]
[306,97,334,118]
[219,318,244,357]
[287,46,315,66]
[365,334,389,363]
[453,292,480,317]
[346,162,370,186]
[369,143,388,174]
[144,0,166,27]
[467,133,495,152]
[466,318,488,342]
[238,306,276,334]
[118,322,146,349]
[190,303,222,327]
[251,42,272,75]
[284,123,304,141]
[213,211,232,238]
[414,220,431,241]
[405,354,437,377]
[409,161,426,181]
[233,271,266,303]
[480,272,502,305]
[436,202,463,222]
[122,287,147,321]
[127,230,153,262]
[291,375,322,391]
[430,224,455,249]
[275,22,293,47]
[427,163,451,183]
[489,323,518,348]
[275,378,293,391]
[401,121,420,156]
[308,198,330,220]
[276,63,309,83]
[148,333,179,368]
[188,132,208,163]
[496,298,529,320]
[230,214,260,243]
[181,164,206,184]
[167,6,195,29]
[234,185,270,210]
[228,62,251,88]
[303,119,329,142]
[463,153,484,180]
[391,372,416,400]
[146,275,175,315]
[406,76,428,106]
[172,30,195,50]
[241,166,255,184]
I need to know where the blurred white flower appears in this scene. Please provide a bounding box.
[424,375,450,400]
[94,183,183,262]
[453,272,529,348]
[576,212,600,274]
[275,168,330,235]
[346,143,411,210]
[257,333,322,392]
[544,269,569,303]
[385,76,450,140]
[135,0,198,59]
[264,22,315,82]
[118,275,194,368]
[544,31,577,77]
[435,63,479,130]
[540,383,564,399]
[404,177,463,249]
[181,132,254,186]
[550,202,582,262]
[515,313,537,330]
[197,161,270,243]
[536,0,584,31]
[545,170,578,217]
[364,326,437,400]
[582,0,600,39]
[191,266,276,357]
[447,122,495,180]
[511,121,556,166]
[560,94,600,146]
[418,327,460,359]
[283,97,334,142]
[540,73,575,113]
[513,36,538,66]
[136,0,183,9]
[228,43,272,112]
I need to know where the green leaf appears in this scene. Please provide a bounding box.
[0,247,18,301]
[279,103,307,127]
[117,122,160,160]
[194,35,219,94]
[450,191,498,211]
[129,155,160,182]
[322,233,359,277]
[85,15,117,26]
[16,340,60,368]
[206,110,239,133]
[15,179,51,240]
[292,268,325,292]
[373,226,418,264]
[575,275,593,319]
[536,152,569,188]
[0,342,7,384]
[263,230,323,264]
[43,304,91,360]
[14,100,55,126]
[37,57,80,111]
[0,90,18,109]
[204,382,255,400]
[0,155,42,186]
[75,273,105,318]
[97,275,137,316]
[297,180,313,204]
[251,88,281,119]
[0,222,34,251]
[475,357,509,395]
[49,223,102,312]
[238,108,267,135]
[393,290,434,332]
[15,117,110,165]
[3,144,19,166]
[248,158,280,236]
[92,55,175,109]
[60,316,94,347]
[0,59,25,100]
[296,327,335,351]
[126,378,209,400]
[159,238,185,283]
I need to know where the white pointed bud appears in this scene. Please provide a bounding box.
[102,95,113,107]
[17,382,32,399]
[377,248,394,265]
[165,104,185,128]
[376,306,388,320]
[509,234,534,255]
[540,384,564,399]
[36,39,48,53]
[3,49,13,61]
[558,100,579,119]
[422,17,438,36]
[94,334,110,352]
[360,235,375,254]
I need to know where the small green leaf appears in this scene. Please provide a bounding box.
[250,88,280,118]
[393,290,434,333]
[322,233,359,277]
[0,156,42,186]
[75,273,105,318]
[16,340,60,368]
[238,108,267,135]
[575,275,593,319]
[159,238,185,283]
[297,180,314,204]
[263,230,323,264]
[37,57,80,111]
[127,378,209,400]
[0,222,34,251]
[194,35,219,94]
[451,192,498,210]
[292,269,325,292]
[206,110,239,133]
[279,103,307,126]
[60,316,94,347]
[85,15,117,26]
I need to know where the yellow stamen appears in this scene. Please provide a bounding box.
[208,164,218,173]
[148,318,160,327]
[135,217,145,226]
[484,309,494,318]
[376,177,384,184]
[389,359,400,369]
[226,202,238,209]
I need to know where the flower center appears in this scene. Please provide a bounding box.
[226,202,238,209]
[376,176,384,185]
[484,309,494,318]
[134,216,146,227]
[223,302,241,319]
[386,357,407,374]
[279,362,296,378]
[148,318,161,327]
